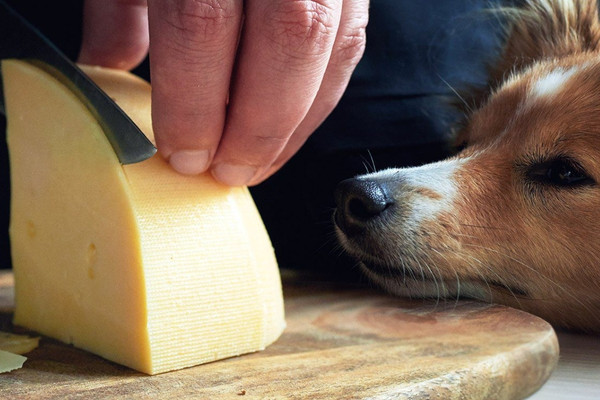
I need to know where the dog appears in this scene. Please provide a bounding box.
[334,0,600,332]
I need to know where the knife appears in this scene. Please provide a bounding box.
[0,1,156,164]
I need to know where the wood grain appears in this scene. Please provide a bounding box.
[0,271,558,399]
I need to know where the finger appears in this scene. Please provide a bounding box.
[78,0,150,70]
[210,0,343,186]
[250,0,369,185]
[251,0,368,185]
[147,0,243,174]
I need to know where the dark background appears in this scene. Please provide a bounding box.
[0,1,505,276]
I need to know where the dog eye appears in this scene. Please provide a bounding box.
[527,157,595,188]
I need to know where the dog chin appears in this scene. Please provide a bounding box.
[359,261,498,302]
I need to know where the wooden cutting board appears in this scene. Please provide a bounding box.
[0,270,558,399]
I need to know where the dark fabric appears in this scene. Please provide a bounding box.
[306,0,504,153]
[0,0,506,271]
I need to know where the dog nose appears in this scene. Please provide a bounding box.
[334,178,394,234]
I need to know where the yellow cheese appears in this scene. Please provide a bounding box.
[0,331,39,354]
[0,350,26,373]
[4,59,285,374]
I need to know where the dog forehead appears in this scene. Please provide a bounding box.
[519,58,600,110]
[468,58,600,149]
[529,66,580,99]
[516,60,600,141]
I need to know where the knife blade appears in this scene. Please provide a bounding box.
[0,1,156,164]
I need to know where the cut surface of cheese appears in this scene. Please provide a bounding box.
[4,59,285,374]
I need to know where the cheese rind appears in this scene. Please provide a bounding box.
[5,60,285,374]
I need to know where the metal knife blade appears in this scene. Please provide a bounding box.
[0,1,156,164]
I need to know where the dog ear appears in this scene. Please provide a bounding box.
[457,0,600,117]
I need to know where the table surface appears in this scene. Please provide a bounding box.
[0,270,559,399]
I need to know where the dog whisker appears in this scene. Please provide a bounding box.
[367,150,377,173]
[453,269,462,309]
[437,73,475,115]
[359,150,378,174]
[361,161,371,174]
[455,223,509,231]
[428,247,460,301]
[426,250,453,308]
[415,255,441,308]
[461,252,525,309]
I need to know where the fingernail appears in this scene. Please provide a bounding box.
[169,150,210,175]
[212,163,257,186]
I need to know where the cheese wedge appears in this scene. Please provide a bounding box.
[4,59,285,374]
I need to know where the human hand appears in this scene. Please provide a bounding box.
[78,0,368,186]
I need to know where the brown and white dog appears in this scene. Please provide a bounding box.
[334,0,600,332]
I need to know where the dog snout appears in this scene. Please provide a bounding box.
[334,178,394,235]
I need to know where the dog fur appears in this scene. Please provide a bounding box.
[335,0,600,332]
